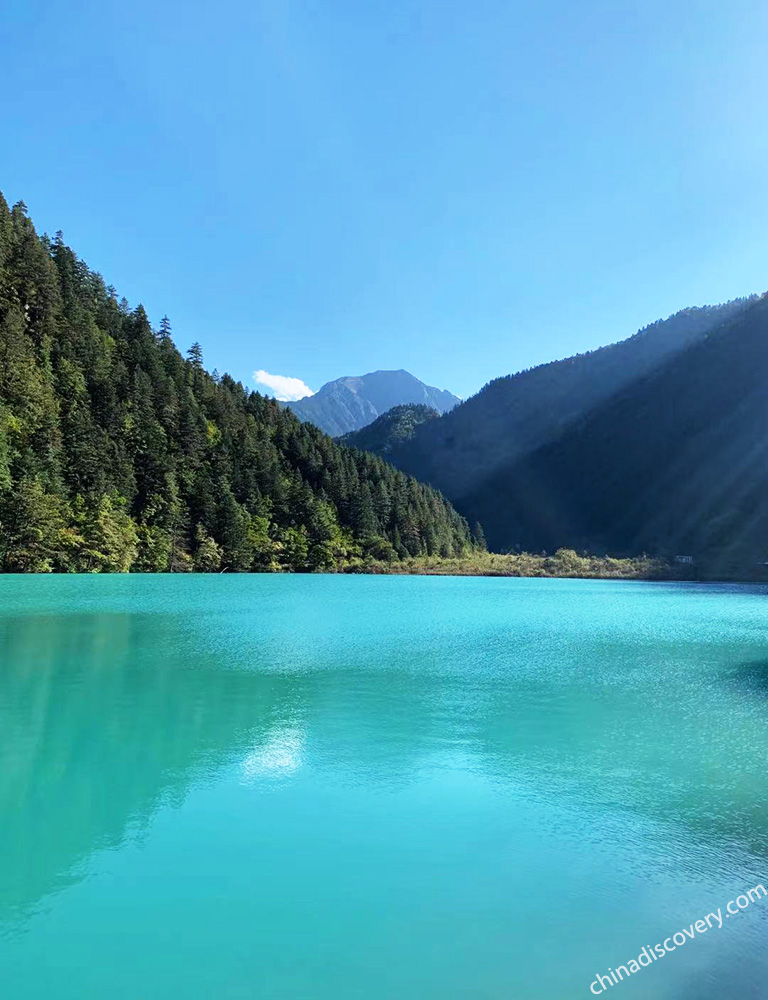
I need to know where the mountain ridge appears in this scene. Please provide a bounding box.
[374,298,756,501]
[285,369,459,436]
[462,293,768,571]
[342,296,766,572]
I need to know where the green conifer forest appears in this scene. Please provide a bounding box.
[0,194,475,572]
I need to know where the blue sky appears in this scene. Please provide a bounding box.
[3,0,768,400]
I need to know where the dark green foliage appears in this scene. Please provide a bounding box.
[461,296,768,575]
[386,298,757,502]
[186,342,203,369]
[471,521,487,551]
[369,294,765,574]
[339,404,439,455]
[0,193,473,572]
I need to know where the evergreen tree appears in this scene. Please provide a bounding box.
[187,342,203,368]
[472,521,487,551]
[0,192,476,573]
[158,315,172,342]
[79,495,138,572]
[0,479,79,572]
[193,524,222,572]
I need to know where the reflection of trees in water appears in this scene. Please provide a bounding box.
[0,611,470,923]
[4,605,768,927]
[0,612,299,922]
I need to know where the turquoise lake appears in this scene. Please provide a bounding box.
[1,575,767,998]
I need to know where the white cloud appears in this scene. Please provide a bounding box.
[253,369,315,402]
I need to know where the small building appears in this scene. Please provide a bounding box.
[674,555,694,565]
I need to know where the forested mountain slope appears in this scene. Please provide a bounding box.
[339,404,440,455]
[462,295,768,572]
[0,194,474,572]
[286,369,458,436]
[386,299,755,501]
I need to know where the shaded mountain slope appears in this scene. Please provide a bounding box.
[461,295,768,572]
[387,300,755,501]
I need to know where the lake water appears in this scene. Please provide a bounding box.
[1,575,767,999]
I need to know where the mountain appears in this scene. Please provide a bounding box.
[285,369,459,436]
[339,404,440,455]
[462,294,768,574]
[381,299,755,503]
[0,193,475,571]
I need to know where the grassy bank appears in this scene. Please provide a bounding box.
[348,548,673,579]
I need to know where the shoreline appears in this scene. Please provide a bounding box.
[1,550,764,585]
[344,550,767,584]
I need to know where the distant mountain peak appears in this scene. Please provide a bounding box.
[285,369,459,437]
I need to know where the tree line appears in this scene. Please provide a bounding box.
[0,194,480,572]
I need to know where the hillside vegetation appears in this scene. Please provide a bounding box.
[386,299,755,502]
[339,403,440,454]
[362,548,670,579]
[362,297,765,575]
[463,295,768,575]
[0,195,475,572]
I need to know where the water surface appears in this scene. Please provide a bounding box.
[1,575,767,998]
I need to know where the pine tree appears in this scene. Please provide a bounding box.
[217,486,254,571]
[79,495,138,572]
[158,315,172,342]
[0,192,475,573]
[187,342,203,368]
[472,521,487,551]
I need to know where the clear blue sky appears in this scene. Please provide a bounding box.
[3,0,767,399]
